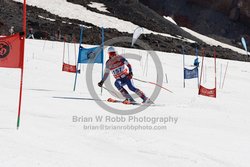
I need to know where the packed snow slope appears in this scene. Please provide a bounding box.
[0,39,250,167]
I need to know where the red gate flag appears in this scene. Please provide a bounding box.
[0,0,26,129]
[198,49,217,98]
[62,63,78,73]
[199,85,216,98]
[0,33,24,68]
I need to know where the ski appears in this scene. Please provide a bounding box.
[107,98,164,107]
[107,98,140,105]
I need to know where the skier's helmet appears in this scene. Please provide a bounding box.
[108,46,117,58]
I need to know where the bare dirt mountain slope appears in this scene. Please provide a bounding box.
[0,0,249,61]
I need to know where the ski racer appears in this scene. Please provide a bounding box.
[98,46,151,104]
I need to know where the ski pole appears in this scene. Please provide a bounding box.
[133,78,173,93]
[222,62,229,89]
[102,86,120,98]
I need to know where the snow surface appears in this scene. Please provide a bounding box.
[182,27,249,55]
[162,16,248,55]
[88,2,110,13]
[1,1,250,166]
[1,38,250,167]
[38,15,56,22]
[164,16,177,25]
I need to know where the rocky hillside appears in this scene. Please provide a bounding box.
[0,0,249,62]
[140,0,250,48]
